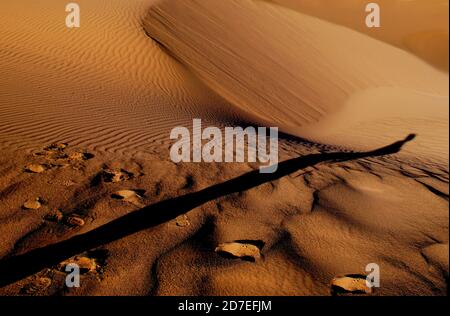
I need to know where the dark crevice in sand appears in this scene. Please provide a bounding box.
[0,182,23,202]
[310,191,320,213]
[0,134,416,288]
[415,181,449,201]
[148,259,160,296]
[182,174,196,190]
[421,233,442,245]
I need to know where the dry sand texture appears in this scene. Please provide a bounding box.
[144,0,449,164]
[268,0,449,71]
[0,0,448,296]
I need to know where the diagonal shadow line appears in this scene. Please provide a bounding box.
[0,134,416,288]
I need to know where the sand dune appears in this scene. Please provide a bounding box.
[0,0,241,154]
[267,0,449,71]
[144,0,449,163]
[0,0,448,297]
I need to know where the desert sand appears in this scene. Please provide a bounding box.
[268,0,449,71]
[0,0,448,296]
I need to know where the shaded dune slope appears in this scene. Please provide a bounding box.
[144,0,448,163]
[267,0,449,71]
[0,0,447,296]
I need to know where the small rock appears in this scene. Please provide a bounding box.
[44,209,63,222]
[25,164,46,173]
[23,198,42,210]
[60,256,97,274]
[113,189,140,199]
[331,274,372,295]
[68,152,84,161]
[215,242,261,261]
[175,214,190,227]
[65,215,85,227]
[68,151,94,161]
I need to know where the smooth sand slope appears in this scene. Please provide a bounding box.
[0,0,448,296]
[144,0,449,164]
[268,0,449,71]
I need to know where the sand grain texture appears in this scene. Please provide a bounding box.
[143,0,449,164]
[0,0,448,296]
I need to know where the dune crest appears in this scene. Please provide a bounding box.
[0,0,447,297]
[144,0,448,162]
[267,0,449,71]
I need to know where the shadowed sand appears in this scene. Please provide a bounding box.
[0,135,416,288]
[0,0,448,296]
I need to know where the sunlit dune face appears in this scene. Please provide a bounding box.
[268,0,449,71]
[144,0,448,162]
[0,0,447,297]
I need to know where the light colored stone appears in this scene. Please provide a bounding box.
[175,214,190,227]
[215,242,261,261]
[23,198,42,210]
[331,275,372,295]
[115,190,140,199]
[25,164,46,173]
[66,215,85,227]
[113,190,144,207]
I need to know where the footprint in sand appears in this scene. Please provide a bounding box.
[58,250,108,276]
[44,209,64,222]
[59,256,98,274]
[102,169,134,183]
[112,189,145,207]
[215,240,264,262]
[44,143,68,151]
[39,143,69,160]
[22,198,43,210]
[33,150,67,160]
[330,274,372,296]
[50,162,71,169]
[44,210,85,227]
[68,151,94,161]
[20,277,52,295]
[33,143,94,164]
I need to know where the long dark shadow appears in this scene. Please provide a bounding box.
[0,134,416,288]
